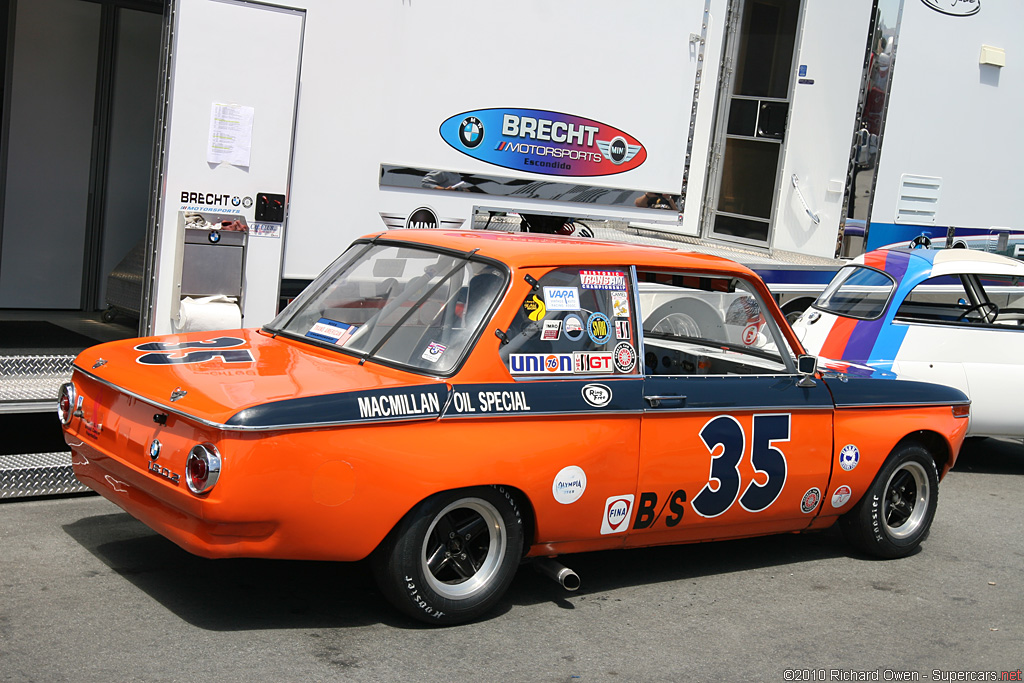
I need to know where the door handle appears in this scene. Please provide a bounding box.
[644,395,686,407]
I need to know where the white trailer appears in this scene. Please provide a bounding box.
[1,0,1021,494]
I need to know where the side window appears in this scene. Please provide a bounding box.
[896,273,1024,326]
[499,267,639,376]
[637,271,792,376]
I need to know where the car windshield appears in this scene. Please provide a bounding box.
[814,265,895,320]
[265,241,507,375]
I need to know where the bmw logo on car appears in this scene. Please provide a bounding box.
[459,116,484,149]
[149,439,161,461]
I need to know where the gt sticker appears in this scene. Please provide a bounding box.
[563,314,585,341]
[541,320,562,341]
[691,414,790,518]
[573,352,614,373]
[552,465,587,504]
[614,342,636,373]
[612,291,630,317]
[600,495,635,534]
[831,485,853,508]
[135,336,254,365]
[524,294,546,321]
[580,270,627,290]
[588,312,611,344]
[839,444,860,471]
[543,286,580,311]
[801,488,821,514]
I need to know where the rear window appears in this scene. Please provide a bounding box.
[813,265,895,320]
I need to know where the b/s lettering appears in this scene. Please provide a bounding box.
[691,414,790,518]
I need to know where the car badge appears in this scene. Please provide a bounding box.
[92,358,108,369]
[170,387,187,402]
[149,439,161,461]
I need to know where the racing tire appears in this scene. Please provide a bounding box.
[839,445,939,559]
[372,486,524,625]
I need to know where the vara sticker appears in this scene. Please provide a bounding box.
[612,291,630,317]
[801,488,821,514]
[588,312,611,344]
[523,294,546,321]
[614,342,636,373]
[563,313,585,341]
[581,383,612,407]
[543,286,580,311]
[580,270,627,290]
[552,465,587,504]
[306,319,359,345]
[615,318,631,341]
[839,444,860,471]
[574,352,614,373]
[541,319,562,340]
[831,485,853,508]
[421,341,446,363]
[601,495,635,534]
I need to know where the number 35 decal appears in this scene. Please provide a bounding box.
[691,414,790,518]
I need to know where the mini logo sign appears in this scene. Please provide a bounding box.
[601,495,635,534]
[405,207,439,230]
[920,0,979,16]
[552,465,587,504]
[581,383,612,408]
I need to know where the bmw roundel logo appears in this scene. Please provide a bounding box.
[149,439,161,461]
[839,444,860,471]
[231,196,241,206]
[459,116,484,149]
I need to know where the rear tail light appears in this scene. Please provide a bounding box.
[186,443,222,494]
[952,404,970,418]
[57,383,76,425]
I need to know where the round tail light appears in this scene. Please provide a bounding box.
[57,382,76,425]
[186,443,222,494]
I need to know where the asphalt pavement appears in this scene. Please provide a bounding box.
[1,438,1021,682]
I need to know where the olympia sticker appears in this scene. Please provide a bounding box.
[552,465,587,504]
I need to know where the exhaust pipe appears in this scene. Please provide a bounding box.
[533,557,580,591]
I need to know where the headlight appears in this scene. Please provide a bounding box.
[57,382,76,425]
[186,443,222,494]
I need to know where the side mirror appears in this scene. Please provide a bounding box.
[797,354,818,387]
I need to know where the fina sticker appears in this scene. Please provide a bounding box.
[839,444,860,471]
[421,341,447,363]
[601,495,635,534]
[541,319,562,340]
[615,318,631,341]
[543,286,580,311]
[801,488,822,514]
[580,270,627,290]
[307,318,359,345]
[613,342,636,373]
[612,291,630,317]
[563,313,585,341]
[588,312,611,344]
[523,294,546,321]
[831,485,853,508]
[552,465,587,504]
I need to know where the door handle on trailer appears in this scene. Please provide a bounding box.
[644,395,686,407]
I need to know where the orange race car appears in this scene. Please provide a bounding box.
[61,230,970,625]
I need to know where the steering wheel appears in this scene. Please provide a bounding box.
[956,301,999,323]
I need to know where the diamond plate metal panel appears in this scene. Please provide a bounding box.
[0,355,75,403]
[0,452,89,498]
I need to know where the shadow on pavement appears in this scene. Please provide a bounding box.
[953,437,1024,475]
[64,509,855,631]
